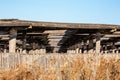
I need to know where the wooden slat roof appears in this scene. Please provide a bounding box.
[0,19,120,29]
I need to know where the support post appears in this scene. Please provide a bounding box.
[83,41,87,53]
[88,39,94,53]
[77,42,82,53]
[116,50,119,53]
[9,28,17,53]
[105,46,107,53]
[95,32,101,54]
[112,42,116,53]
[81,41,84,53]
[4,45,7,53]
[53,47,59,53]
[22,30,27,53]
[75,48,79,53]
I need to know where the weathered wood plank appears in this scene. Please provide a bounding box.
[44,30,66,34]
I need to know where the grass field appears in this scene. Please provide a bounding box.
[0,53,120,80]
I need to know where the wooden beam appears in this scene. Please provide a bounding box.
[17,33,47,35]
[44,30,66,34]
[0,37,9,40]
[0,35,9,37]
[48,39,61,41]
[101,38,110,40]
[115,42,120,45]
[113,31,120,34]
[48,35,69,39]
[104,35,120,37]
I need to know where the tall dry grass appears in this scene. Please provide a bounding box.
[0,54,119,80]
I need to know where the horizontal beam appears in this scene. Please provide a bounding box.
[0,37,9,40]
[101,38,110,40]
[48,39,61,41]
[113,31,120,34]
[18,33,47,35]
[44,30,66,34]
[115,42,120,45]
[48,35,69,39]
[104,35,120,38]
[0,35,9,37]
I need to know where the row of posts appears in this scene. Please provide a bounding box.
[67,39,100,54]
[67,34,119,54]
[67,33,101,54]
[8,28,119,54]
[8,28,46,54]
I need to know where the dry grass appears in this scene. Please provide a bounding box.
[0,54,119,80]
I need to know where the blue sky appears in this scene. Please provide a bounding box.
[0,0,120,24]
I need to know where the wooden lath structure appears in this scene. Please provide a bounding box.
[0,19,120,54]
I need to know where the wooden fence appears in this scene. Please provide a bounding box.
[0,53,72,71]
[0,53,120,71]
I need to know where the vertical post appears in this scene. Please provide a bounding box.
[53,47,59,53]
[78,42,82,53]
[75,43,79,53]
[81,40,84,53]
[76,48,79,53]
[83,41,87,53]
[22,30,27,53]
[88,39,94,53]
[4,45,7,53]
[95,32,101,54]
[116,49,119,53]
[9,28,17,53]
[112,42,116,53]
[105,46,107,53]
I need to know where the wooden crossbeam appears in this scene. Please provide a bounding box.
[48,35,69,39]
[48,39,61,41]
[101,38,110,40]
[115,42,120,45]
[44,30,66,34]
[0,35,9,37]
[113,31,120,35]
[0,37,9,40]
[17,33,47,35]
[104,35,120,37]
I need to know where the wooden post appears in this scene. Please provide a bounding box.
[105,46,107,53]
[22,30,27,53]
[95,32,101,54]
[19,48,22,54]
[83,41,87,53]
[76,48,79,53]
[9,28,17,53]
[81,41,84,53]
[4,45,7,53]
[112,42,116,53]
[53,47,59,53]
[77,42,82,53]
[4,49,7,53]
[75,43,79,53]
[88,39,94,53]
[116,50,119,53]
